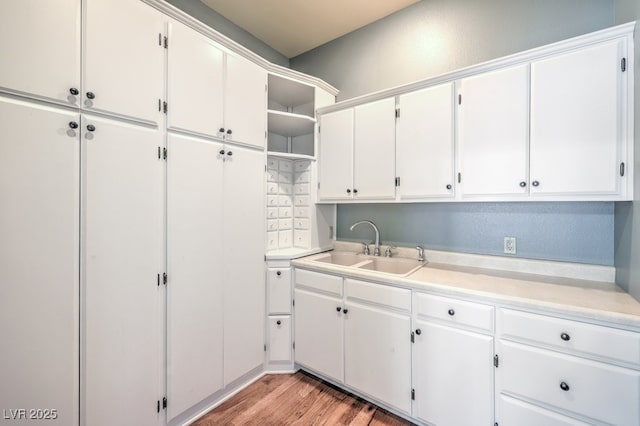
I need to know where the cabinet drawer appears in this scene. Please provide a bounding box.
[295,171,310,183]
[294,183,310,195]
[498,394,590,426]
[267,158,278,169]
[294,160,310,172]
[278,195,292,206]
[267,182,278,194]
[267,268,291,314]
[278,218,292,230]
[278,159,292,172]
[498,340,640,426]
[414,292,494,333]
[295,269,342,297]
[278,230,292,247]
[268,316,292,362]
[267,168,278,182]
[293,230,309,248]
[266,231,278,250]
[278,171,292,184]
[345,279,411,312]
[294,207,309,218]
[267,219,278,232]
[278,184,292,195]
[294,195,310,206]
[278,207,292,218]
[267,195,278,207]
[499,308,640,366]
[294,218,309,229]
[266,207,278,219]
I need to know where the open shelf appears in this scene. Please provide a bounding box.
[266,151,316,161]
[268,74,315,111]
[268,110,316,137]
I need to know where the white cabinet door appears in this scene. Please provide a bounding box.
[458,64,529,197]
[167,20,224,138]
[225,54,267,148]
[294,288,344,383]
[0,0,80,105]
[0,97,80,426]
[354,98,396,199]
[81,115,163,426]
[413,321,494,425]
[222,146,266,386]
[166,134,224,422]
[344,302,412,414]
[397,83,454,199]
[318,109,354,200]
[83,0,164,124]
[530,40,626,197]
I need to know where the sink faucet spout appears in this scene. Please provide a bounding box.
[350,220,381,256]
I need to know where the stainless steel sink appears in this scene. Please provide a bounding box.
[356,257,423,276]
[314,251,364,267]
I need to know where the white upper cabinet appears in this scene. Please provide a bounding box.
[167,21,266,148]
[530,39,627,198]
[457,64,530,198]
[318,108,354,200]
[353,97,396,200]
[225,54,267,147]
[396,83,454,199]
[167,21,224,138]
[83,0,165,124]
[0,0,80,105]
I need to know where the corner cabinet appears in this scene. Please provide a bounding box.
[316,22,635,203]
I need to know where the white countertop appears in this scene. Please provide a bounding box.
[291,243,640,330]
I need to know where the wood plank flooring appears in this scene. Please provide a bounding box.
[193,371,416,425]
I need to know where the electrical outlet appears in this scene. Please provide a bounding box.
[504,237,516,254]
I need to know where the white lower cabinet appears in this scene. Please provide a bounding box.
[498,394,591,426]
[268,316,292,362]
[412,292,495,425]
[0,96,80,426]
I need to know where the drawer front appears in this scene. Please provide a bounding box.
[267,219,278,232]
[268,316,292,362]
[278,159,292,172]
[294,183,310,195]
[278,195,292,206]
[414,292,494,333]
[279,184,292,195]
[268,268,292,314]
[279,218,292,230]
[498,394,590,426]
[345,279,411,312]
[294,160,310,172]
[293,230,309,248]
[295,195,310,206]
[498,340,640,426]
[295,171,310,183]
[267,158,278,169]
[266,207,278,219]
[294,218,309,229]
[266,231,278,250]
[278,230,292,247]
[278,171,292,184]
[267,195,278,207]
[278,207,293,218]
[267,182,278,194]
[267,168,278,182]
[295,268,343,297]
[499,308,640,367]
[294,206,309,218]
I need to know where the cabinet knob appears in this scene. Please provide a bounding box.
[448,309,455,316]
[353,189,358,194]
[446,184,452,190]
[276,271,282,276]
[86,124,96,132]
[68,121,79,129]
[226,129,232,135]
[560,332,571,341]
[532,180,540,187]
[560,381,570,392]
[226,151,233,156]
[219,149,225,155]
[336,307,342,312]
[276,320,281,326]
[86,91,96,100]
[219,128,225,133]
[415,329,421,335]
[519,181,527,188]
[346,189,351,194]
[69,88,79,96]
[342,308,349,314]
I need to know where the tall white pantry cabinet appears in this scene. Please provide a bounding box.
[0,0,337,425]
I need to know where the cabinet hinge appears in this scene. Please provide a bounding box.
[264,344,267,352]
[410,331,414,343]
[493,354,499,368]
[163,101,168,114]
[158,98,161,112]
[620,162,625,177]
[458,172,462,183]
[158,33,162,46]
[157,400,160,413]
[157,146,161,159]
[411,389,415,400]
[317,182,320,190]
[395,177,400,187]
[621,57,627,72]
[293,341,295,350]
[157,273,160,286]
[163,272,167,285]
[164,36,168,49]
[395,108,400,118]
[163,147,168,161]
[458,94,462,105]
[162,397,167,410]
[292,299,295,307]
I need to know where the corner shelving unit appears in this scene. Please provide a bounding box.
[267,74,317,157]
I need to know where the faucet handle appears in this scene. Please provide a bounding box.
[384,246,396,257]
[416,246,425,262]
[361,242,370,256]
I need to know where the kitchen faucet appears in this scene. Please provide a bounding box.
[350,220,381,256]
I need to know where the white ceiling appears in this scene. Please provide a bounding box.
[200,0,421,58]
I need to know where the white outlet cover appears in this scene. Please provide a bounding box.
[504,237,517,254]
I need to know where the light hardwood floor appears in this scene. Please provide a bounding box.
[193,371,416,425]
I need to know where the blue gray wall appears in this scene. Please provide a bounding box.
[164,0,289,67]
[614,0,640,298]
[290,0,620,266]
